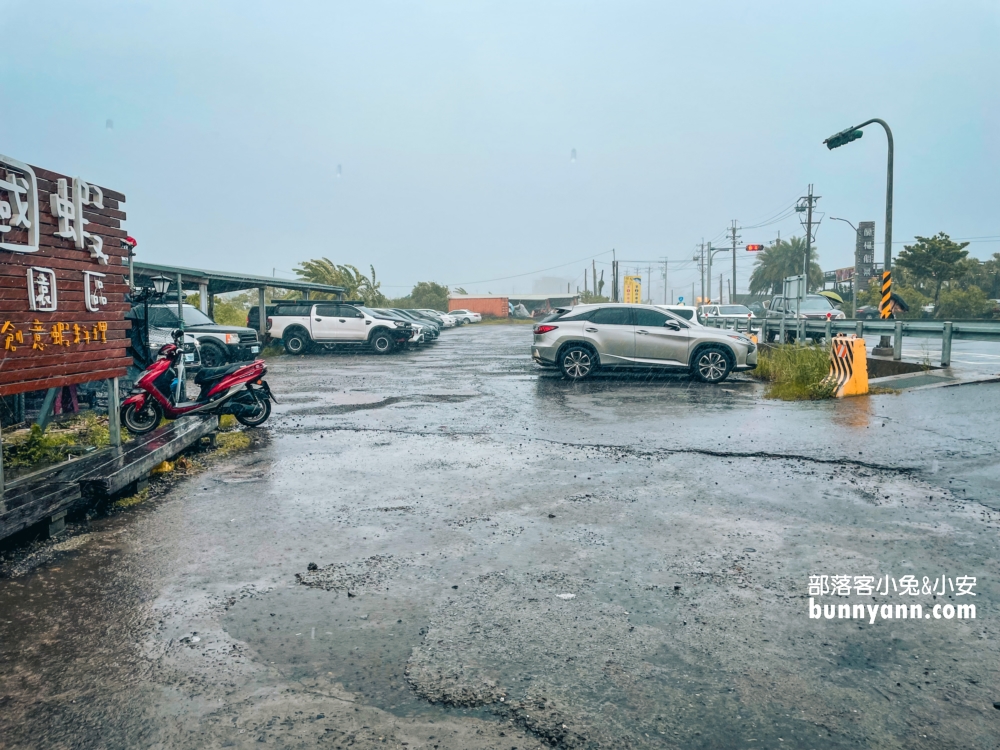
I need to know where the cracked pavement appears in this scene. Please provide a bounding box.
[1,324,999,749]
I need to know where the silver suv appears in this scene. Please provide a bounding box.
[531,303,757,383]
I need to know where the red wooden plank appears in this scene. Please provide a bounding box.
[0,365,132,397]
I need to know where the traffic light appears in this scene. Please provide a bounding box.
[824,128,864,150]
[745,244,764,252]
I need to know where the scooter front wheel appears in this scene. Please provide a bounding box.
[122,399,163,435]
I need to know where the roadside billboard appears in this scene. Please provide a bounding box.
[623,275,642,304]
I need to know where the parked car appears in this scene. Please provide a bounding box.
[450,309,482,323]
[370,309,428,345]
[855,305,880,320]
[137,303,260,367]
[763,294,846,342]
[415,309,457,327]
[269,302,413,354]
[698,304,756,322]
[126,307,202,370]
[747,301,766,318]
[655,304,697,322]
[531,303,757,383]
[389,309,441,339]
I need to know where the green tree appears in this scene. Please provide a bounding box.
[294,259,387,306]
[935,285,992,319]
[748,237,823,295]
[408,281,450,311]
[895,233,970,304]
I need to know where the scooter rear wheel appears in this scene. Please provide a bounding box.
[122,399,163,435]
[235,396,271,427]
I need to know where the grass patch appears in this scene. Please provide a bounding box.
[1,413,117,474]
[261,342,284,357]
[218,414,238,431]
[215,430,252,455]
[750,344,837,400]
[115,487,149,508]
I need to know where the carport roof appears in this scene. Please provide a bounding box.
[131,260,345,296]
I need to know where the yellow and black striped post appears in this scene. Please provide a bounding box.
[879,270,892,319]
[823,334,869,397]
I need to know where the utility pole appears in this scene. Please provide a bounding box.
[662,258,668,304]
[797,185,820,291]
[697,241,705,305]
[729,220,741,304]
[592,260,597,299]
[647,264,651,304]
[611,249,616,302]
[719,274,723,305]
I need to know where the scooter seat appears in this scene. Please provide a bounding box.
[194,363,243,385]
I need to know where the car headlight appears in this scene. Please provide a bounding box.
[727,334,753,346]
[393,320,405,327]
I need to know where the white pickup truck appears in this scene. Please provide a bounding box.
[268,302,414,355]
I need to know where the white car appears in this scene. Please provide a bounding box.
[416,309,457,328]
[450,309,482,323]
[698,304,757,323]
[655,304,698,323]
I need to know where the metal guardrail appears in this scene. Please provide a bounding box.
[700,316,1000,367]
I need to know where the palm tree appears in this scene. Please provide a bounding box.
[748,237,823,295]
[294,258,388,306]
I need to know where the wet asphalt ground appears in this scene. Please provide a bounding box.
[2,323,1000,749]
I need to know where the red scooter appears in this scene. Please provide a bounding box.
[121,329,276,435]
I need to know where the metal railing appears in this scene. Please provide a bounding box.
[700,316,1000,367]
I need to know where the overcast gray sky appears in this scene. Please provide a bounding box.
[4,0,999,298]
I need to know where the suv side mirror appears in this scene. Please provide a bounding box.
[665,320,681,331]
[356,311,364,318]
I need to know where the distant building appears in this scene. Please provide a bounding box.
[448,295,510,318]
[448,293,580,319]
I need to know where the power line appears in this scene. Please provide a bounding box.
[447,249,614,286]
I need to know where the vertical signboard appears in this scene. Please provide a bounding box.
[623,275,642,304]
[0,155,130,396]
[855,221,876,286]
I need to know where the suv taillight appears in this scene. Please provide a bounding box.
[533,324,558,334]
[266,316,272,330]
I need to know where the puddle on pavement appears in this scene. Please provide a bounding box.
[221,584,492,724]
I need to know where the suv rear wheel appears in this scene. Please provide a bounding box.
[283,328,310,355]
[560,345,596,380]
[692,346,732,384]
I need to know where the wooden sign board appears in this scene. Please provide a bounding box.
[0,154,130,396]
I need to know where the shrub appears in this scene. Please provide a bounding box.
[750,344,836,400]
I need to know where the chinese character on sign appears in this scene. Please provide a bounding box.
[84,271,108,312]
[49,177,108,265]
[0,155,40,254]
[27,267,58,312]
[73,323,91,344]
[863,227,874,237]
[28,320,46,351]
[50,322,71,347]
[1,321,24,351]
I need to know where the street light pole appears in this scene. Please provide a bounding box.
[830,217,859,315]
[824,118,894,352]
